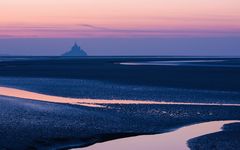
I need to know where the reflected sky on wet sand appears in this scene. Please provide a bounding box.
[1,86,240,108]
[76,120,240,150]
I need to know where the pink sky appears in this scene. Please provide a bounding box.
[1,0,240,38]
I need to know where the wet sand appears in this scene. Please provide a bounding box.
[0,57,240,91]
[0,57,240,149]
[1,79,240,149]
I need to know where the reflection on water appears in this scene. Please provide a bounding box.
[1,87,240,108]
[119,60,240,67]
[75,120,240,150]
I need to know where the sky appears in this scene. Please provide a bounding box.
[0,0,240,55]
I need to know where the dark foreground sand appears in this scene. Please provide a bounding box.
[1,94,240,150]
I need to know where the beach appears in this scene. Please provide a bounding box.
[0,57,240,149]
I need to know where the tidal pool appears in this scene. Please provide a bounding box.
[75,120,240,150]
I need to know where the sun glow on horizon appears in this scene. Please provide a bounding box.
[1,0,240,38]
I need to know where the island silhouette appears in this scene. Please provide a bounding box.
[62,42,88,56]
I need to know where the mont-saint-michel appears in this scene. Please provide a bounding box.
[62,43,88,56]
